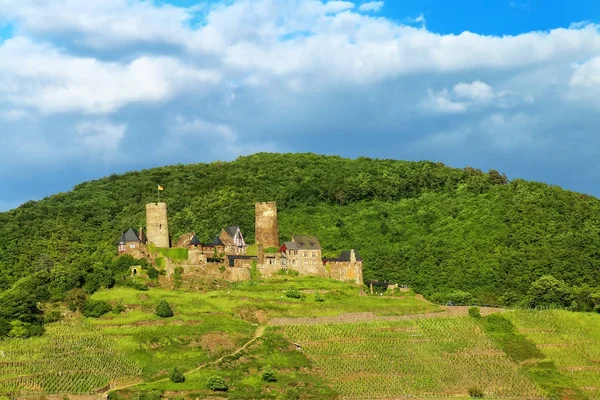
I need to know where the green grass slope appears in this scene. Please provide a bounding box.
[1,153,600,304]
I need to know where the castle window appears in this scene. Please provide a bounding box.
[312,251,316,257]
[129,244,136,249]
[304,251,308,257]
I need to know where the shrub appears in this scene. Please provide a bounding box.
[468,306,481,319]
[147,266,159,280]
[219,265,226,273]
[82,300,112,318]
[66,288,88,312]
[155,300,174,318]
[527,275,572,308]
[121,279,149,291]
[262,370,277,382]
[44,309,63,323]
[8,320,44,338]
[112,302,125,314]
[131,390,163,400]
[206,375,228,391]
[168,367,185,383]
[314,293,325,302]
[468,387,484,398]
[285,287,301,299]
[0,319,11,337]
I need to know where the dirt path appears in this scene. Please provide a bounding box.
[108,325,266,394]
[268,306,504,326]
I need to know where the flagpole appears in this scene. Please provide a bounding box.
[158,185,160,203]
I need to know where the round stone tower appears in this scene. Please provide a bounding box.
[146,202,170,248]
[255,202,279,248]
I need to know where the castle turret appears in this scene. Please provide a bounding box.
[255,202,279,248]
[146,202,170,248]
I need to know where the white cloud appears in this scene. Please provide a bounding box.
[570,56,600,88]
[0,0,193,49]
[172,116,236,141]
[359,1,384,13]
[0,37,221,114]
[75,121,126,157]
[453,81,494,101]
[1,0,600,204]
[322,1,355,13]
[1,109,28,121]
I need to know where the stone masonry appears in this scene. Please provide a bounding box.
[255,202,279,248]
[146,202,170,248]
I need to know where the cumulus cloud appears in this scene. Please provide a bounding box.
[1,0,600,209]
[75,121,127,158]
[0,37,221,114]
[359,1,384,12]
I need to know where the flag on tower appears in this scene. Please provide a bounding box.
[158,185,164,191]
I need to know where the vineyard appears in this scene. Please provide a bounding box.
[0,323,141,396]
[507,310,600,398]
[283,316,542,399]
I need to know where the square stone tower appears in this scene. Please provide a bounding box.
[255,202,279,248]
[146,202,170,248]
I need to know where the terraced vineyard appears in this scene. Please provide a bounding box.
[0,323,141,396]
[283,316,542,399]
[508,310,600,398]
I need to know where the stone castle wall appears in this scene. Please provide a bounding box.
[255,202,279,248]
[146,203,170,248]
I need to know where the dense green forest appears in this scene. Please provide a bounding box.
[1,153,600,333]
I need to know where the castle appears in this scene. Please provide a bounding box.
[118,202,363,284]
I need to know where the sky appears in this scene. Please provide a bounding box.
[1,0,600,211]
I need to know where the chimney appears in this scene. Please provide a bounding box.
[139,227,144,243]
[350,249,356,263]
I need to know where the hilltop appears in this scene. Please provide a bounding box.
[1,152,600,305]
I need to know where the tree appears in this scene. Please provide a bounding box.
[169,367,185,383]
[262,370,277,382]
[155,300,174,318]
[527,275,572,308]
[206,376,228,391]
[82,300,112,318]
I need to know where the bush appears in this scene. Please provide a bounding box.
[147,266,159,280]
[44,309,63,323]
[168,367,185,383]
[66,288,88,312]
[285,287,301,299]
[131,390,163,400]
[206,375,228,391]
[314,293,324,302]
[0,319,10,337]
[527,275,572,308]
[155,300,174,318]
[82,300,112,318]
[468,387,484,398]
[262,370,277,382]
[468,306,481,319]
[112,302,125,314]
[121,279,149,291]
[8,320,44,338]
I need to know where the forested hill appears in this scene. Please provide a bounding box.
[1,153,600,304]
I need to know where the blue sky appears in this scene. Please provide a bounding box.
[0,0,600,211]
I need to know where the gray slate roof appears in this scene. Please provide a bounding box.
[224,226,240,238]
[323,250,362,262]
[292,236,321,250]
[189,235,201,246]
[206,236,225,247]
[282,241,299,251]
[119,228,140,243]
